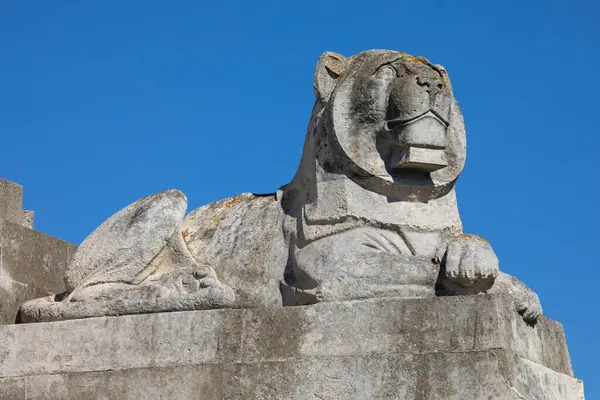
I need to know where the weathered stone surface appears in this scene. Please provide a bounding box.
[18,281,235,323]
[0,377,24,400]
[20,210,34,229]
[64,189,189,292]
[0,365,224,400]
[0,296,582,399]
[3,296,570,376]
[182,193,285,308]
[0,352,585,400]
[18,190,235,322]
[0,219,77,324]
[0,179,23,226]
[224,352,582,400]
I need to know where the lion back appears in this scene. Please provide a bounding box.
[181,193,286,308]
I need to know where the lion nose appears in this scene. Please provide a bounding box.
[387,73,451,124]
[416,75,444,99]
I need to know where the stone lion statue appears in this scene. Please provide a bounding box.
[18,50,542,324]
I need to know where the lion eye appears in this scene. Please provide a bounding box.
[375,65,396,79]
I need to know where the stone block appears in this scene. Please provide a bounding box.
[0,220,77,324]
[20,210,34,229]
[225,351,583,400]
[0,295,583,399]
[0,353,584,400]
[0,365,225,400]
[0,179,23,225]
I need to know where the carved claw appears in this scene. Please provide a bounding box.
[517,292,543,324]
[436,234,499,294]
[491,272,543,325]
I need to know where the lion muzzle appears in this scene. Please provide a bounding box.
[386,111,448,172]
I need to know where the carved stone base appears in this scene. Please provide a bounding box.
[16,284,235,323]
[16,266,235,323]
[1,295,584,399]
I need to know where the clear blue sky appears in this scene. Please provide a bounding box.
[1,0,597,394]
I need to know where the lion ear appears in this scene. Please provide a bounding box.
[314,52,348,104]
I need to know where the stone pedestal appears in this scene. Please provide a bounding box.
[0,178,77,324]
[0,295,583,399]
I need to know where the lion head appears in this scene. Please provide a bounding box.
[287,50,466,205]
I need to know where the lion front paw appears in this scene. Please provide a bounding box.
[437,234,499,294]
[516,290,542,324]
